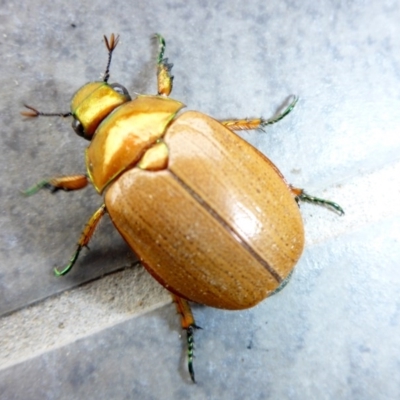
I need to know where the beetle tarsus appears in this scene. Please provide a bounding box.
[22,180,53,196]
[23,175,89,196]
[155,33,166,64]
[186,324,199,383]
[220,96,298,131]
[170,294,200,382]
[297,191,344,215]
[260,96,298,127]
[53,205,106,276]
[54,245,82,276]
[155,34,174,96]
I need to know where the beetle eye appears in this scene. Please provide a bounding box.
[109,83,131,100]
[72,118,86,138]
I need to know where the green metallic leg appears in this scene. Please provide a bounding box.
[221,96,298,131]
[171,293,201,383]
[24,175,106,276]
[55,204,106,276]
[22,175,89,196]
[291,186,344,215]
[155,34,174,96]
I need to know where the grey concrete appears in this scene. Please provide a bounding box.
[1,0,400,399]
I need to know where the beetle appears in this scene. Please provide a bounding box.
[22,34,344,382]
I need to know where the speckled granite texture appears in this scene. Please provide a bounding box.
[1,1,399,399]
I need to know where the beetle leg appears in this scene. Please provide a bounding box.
[22,175,89,196]
[54,204,107,276]
[155,34,174,96]
[171,293,201,383]
[291,186,345,215]
[220,96,298,131]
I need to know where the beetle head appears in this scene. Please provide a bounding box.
[70,82,131,140]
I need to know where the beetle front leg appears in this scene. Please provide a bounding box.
[221,96,298,131]
[155,34,174,96]
[23,174,89,196]
[171,293,201,383]
[54,204,106,276]
[291,186,345,215]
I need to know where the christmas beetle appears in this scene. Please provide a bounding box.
[22,34,344,382]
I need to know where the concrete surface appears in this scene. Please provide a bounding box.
[1,0,400,399]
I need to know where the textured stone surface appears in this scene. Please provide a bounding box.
[1,0,399,399]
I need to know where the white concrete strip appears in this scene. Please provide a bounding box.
[0,267,170,370]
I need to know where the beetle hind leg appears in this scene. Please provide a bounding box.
[171,293,201,383]
[155,34,174,96]
[291,187,345,215]
[221,96,298,131]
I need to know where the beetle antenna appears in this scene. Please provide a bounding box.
[21,104,72,118]
[103,33,120,83]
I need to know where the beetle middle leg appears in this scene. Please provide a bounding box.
[155,34,174,96]
[290,186,345,215]
[221,96,298,131]
[54,204,107,276]
[171,293,201,383]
